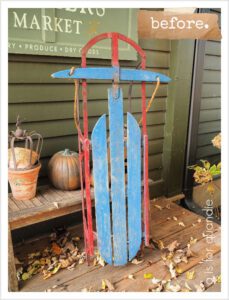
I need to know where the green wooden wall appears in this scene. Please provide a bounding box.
[196,10,221,164]
[9,38,171,196]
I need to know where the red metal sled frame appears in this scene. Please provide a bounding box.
[78,32,150,259]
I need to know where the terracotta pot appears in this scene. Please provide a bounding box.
[8,147,38,169]
[8,163,41,200]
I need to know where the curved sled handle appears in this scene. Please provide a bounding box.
[81,32,146,69]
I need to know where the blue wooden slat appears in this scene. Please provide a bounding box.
[51,67,171,83]
[108,87,127,265]
[91,114,112,264]
[127,113,142,260]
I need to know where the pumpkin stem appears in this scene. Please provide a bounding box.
[63,149,71,156]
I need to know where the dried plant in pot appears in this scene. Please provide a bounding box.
[8,116,43,200]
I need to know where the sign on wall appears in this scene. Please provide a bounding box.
[8,8,138,60]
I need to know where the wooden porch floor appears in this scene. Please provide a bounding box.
[14,198,221,292]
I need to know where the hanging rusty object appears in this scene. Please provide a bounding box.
[8,116,43,200]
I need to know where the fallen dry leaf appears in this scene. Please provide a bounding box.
[72,236,80,242]
[101,279,115,291]
[189,237,197,245]
[156,240,165,250]
[178,222,185,227]
[176,266,183,274]
[21,272,30,281]
[131,258,144,265]
[43,272,52,280]
[186,270,195,280]
[128,274,135,280]
[186,246,198,258]
[148,282,164,292]
[53,202,59,208]
[165,282,181,292]
[144,273,153,279]
[154,204,162,210]
[216,274,221,283]
[67,262,76,271]
[195,281,206,292]
[51,263,61,275]
[166,240,180,252]
[169,262,176,279]
[151,277,161,284]
[51,242,62,255]
[185,281,192,291]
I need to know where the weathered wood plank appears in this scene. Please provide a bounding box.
[200,97,221,110]
[198,120,221,134]
[8,197,20,212]
[161,219,220,249]
[11,197,27,210]
[201,83,221,98]
[151,210,205,242]
[206,282,221,292]
[16,201,221,292]
[8,226,18,291]
[20,197,35,208]
[170,252,221,292]
[108,87,127,265]
[199,109,221,122]
[31,196,43,207]
[205,41,221,56]
[204,55,221,71]
[9,202,83,230]
[114,231,221,291]
[9,186,94,229]
[55,225,220,292]
[127,113,142,260]
[196,144,220,159]
[202,70,221,83]
[197,132,220,147]
[91,114,112,264]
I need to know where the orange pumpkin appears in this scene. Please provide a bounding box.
[48,149,80,190]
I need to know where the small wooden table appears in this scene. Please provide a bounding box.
[8,185,94,291]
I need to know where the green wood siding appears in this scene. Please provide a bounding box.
[197,40,221,163]
[9,39,171,196]
[196,9,221,165]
